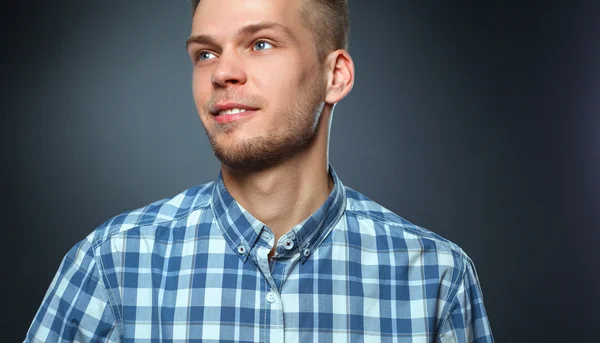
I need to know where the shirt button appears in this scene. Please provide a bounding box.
[266,291,276,303]
[237,245,246,254]
[282,239,294,250]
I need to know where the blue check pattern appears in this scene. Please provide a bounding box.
[26,166,494,342]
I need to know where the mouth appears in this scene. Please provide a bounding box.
[210,103,259,124]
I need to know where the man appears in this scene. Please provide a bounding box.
[25,0,494,342]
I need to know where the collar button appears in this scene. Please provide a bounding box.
[283,239,294,250]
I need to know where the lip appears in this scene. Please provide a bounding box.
[214,109,257,124]
[211,102,259,124]
[211,102,259,115]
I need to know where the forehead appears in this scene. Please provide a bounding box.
[192,0,304,35]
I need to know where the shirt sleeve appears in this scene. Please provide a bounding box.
[438,255,494,343]
[24,238,119,343]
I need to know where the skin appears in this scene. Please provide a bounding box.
[187,0,354,254]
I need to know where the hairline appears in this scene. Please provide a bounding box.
[191,0,346,61]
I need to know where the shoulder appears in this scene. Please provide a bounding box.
[83,181,215,248]
[343,185,470,263]
[342,185,479,314]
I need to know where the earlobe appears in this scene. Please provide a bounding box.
[325,50,355,105]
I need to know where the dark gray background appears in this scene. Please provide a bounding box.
[3,1,598,342]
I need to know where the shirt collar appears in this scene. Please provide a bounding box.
[211,165,346,263]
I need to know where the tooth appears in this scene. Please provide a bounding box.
[219,108,247,115]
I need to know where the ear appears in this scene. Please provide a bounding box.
[324,50,355,105]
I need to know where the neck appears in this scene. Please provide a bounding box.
[221,112,333,243]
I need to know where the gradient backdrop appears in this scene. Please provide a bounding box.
[3,1,599,342]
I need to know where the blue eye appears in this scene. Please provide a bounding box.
[253,41,273,51]
[197,51,216,61]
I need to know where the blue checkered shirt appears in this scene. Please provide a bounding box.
[26,167,494,342]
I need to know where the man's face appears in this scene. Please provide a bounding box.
[188,0,327,172]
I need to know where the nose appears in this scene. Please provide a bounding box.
[211,50,247,88]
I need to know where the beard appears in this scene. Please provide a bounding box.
[205,77,326,173]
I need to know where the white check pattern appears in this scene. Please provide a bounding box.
[25,166,494,342]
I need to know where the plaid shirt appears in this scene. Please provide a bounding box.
[26,166,494,342]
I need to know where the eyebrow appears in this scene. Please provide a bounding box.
[185,21,296,51]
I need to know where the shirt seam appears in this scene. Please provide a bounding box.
[434,254,468,343]
[91,200,211,250]
[346,209,468,259]
[90,236,124,341]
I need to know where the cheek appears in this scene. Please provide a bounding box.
[192,68,212,100]
[252,60,307,108]
[191,72,215,130]
[251,63,277,93]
